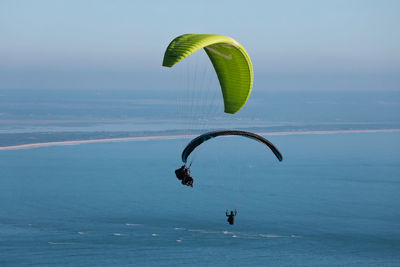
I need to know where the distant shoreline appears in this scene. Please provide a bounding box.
[1,129,399,151]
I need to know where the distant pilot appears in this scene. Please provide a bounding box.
[226,209,237,225]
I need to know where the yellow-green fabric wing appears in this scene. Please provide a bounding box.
[162,34,253,114]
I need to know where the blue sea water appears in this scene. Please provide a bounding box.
[1,132,399,266]
[1,89,400,133]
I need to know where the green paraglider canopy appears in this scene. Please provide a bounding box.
[162,34,253,114]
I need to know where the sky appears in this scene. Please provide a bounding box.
[0,0,399,91]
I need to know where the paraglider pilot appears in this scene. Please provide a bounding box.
[175,165,194,187]
[226,209,237,225]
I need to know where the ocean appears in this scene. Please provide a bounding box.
[0,89,400,266]
[1,132,399,266]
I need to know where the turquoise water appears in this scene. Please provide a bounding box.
[1,132,399,266]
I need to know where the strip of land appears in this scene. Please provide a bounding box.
[1,129,399,151]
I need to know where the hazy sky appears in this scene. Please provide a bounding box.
[0,0,399,90]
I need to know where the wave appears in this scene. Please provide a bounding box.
[180,228,300,240]
[259,234,287,238]
[125,223,142,226]
[112,233,123,236]
[188,229,202,232]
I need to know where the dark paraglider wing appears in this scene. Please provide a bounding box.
[181,130,283,163]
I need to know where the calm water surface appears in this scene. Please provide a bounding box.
[1,132,399,266]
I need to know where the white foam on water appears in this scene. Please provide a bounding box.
[48,242,73,245]
[176,228,219,234]
[223,231,233,235]
[230,232,258,239]
[152,233,159,237]
[126,223,142,226]
[77,232,85,235]
[291,234,302,238]
[176,239,182,242]
[199,230,220,234]
[232,235,238,238]
[259,234,287,238]
[113,233,123,236]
